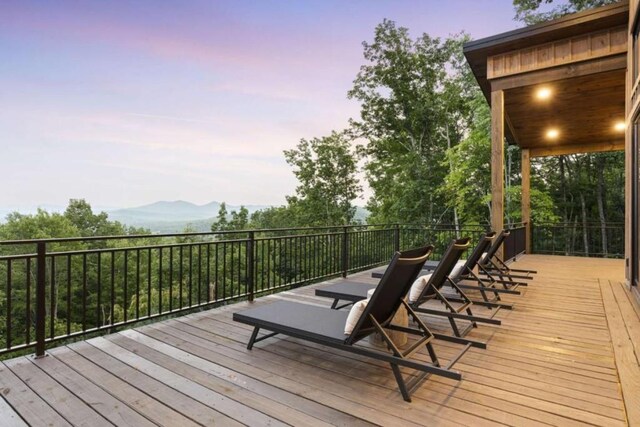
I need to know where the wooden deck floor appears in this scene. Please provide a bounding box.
[1,254,639,426]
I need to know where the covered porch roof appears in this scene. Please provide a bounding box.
[464,1,628,157]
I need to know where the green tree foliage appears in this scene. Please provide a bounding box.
[513,0,619,25]
[0,200,152,353]
[211,202,229,231]
[348,20,477,225]
[284,131,361,226]
[441,95,492,225]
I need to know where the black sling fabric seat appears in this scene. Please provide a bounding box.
[352,232,521,310]
[479,229,537,280]
[233,246,485,402]
[447,232,525,309]
[316,238,506,338]
[372,232,527,291]
[316,246,433,309]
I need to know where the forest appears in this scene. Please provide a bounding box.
[0,0,626,354]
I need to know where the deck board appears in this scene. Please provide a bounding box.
[0,254,638,426]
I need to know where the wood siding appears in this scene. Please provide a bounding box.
[488,26,627,79]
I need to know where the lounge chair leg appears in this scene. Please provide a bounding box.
[331,299,339,309]
[448,317,462,337]
[247,326,260,350]
[466,307,478,328]
[390,363,411,402]
[426,342,440,366]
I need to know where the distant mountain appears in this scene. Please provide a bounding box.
[106,200,270,231]
[0,200,370,233]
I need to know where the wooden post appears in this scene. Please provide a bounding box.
[491,89,505,259]
[521,148,531,253]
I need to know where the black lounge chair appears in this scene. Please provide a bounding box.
[371,232,524,304]
[233,246,485,402]
[316,238,504,338]
[446,232,524,309]
[479,229,537,281]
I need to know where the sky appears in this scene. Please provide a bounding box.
[0,0,521,210]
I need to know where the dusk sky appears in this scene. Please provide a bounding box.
[1,0,521,210]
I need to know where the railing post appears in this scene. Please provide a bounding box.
[247,231,255,302]
[342,226,349,278]
[35,242,46,358]
[394,223,400,252]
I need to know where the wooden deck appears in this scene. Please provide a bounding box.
[1,254,639,426]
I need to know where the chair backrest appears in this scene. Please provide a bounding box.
[480,229,509,265]
[417,238,470,302]
[462,232,496,273]
[346,245,433,344]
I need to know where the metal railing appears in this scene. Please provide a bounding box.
[504,223,527,262]
[0,223,491,358]
[531,222,624,258]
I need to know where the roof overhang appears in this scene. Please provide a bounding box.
[464,1,629,154]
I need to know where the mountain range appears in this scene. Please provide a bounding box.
[1,200,370,233]
[106,201,270,232]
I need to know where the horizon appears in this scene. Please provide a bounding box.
[2,0,519,208]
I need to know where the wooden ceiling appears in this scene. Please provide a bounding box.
[504,69,625,156]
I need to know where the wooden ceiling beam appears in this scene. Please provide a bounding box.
[490,54,626,92]
[529,141,624,157]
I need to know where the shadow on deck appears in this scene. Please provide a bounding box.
[1,255,639,426]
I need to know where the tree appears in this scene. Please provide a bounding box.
[441,95,492,225]
[283,131,361,226]
[211,202,229,232]
[513,0,619,25]
[348,20,477,225]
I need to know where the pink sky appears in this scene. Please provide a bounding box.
[0,0,519,210]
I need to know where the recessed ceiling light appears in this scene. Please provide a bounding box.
[536,87,552,100]
[614,121,625,132]
[546,128,559,139]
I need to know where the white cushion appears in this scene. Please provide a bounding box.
[408,274,432,304]
[344,299,368,335]
[450,260,466,278]
[366,288,375,299]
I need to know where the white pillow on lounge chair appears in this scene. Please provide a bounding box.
[408,274,432,304]
[450,260,466,278]
[344,299,368,335]
[344,287,377,335]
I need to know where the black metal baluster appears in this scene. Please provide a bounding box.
[206,243,210,302]
[169,246,173,311]
[136,249,140,320]
[6,259,11,349]
[247,232,254,301]
[147,248,151,317]
[82,253,87,331]
[179,246,184,308]
[35,242,46,357]
[50,256,55,338]
[111,251,116,324]
[188,245,193,306]
[222,242,227,300]
[123,250,128,323]
[26,257,31,345]
[96,253,100,329]
[214,242,219,301]
[229,242,233,299]
[159,247,163,313]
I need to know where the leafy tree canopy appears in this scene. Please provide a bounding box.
[513,0,619,25]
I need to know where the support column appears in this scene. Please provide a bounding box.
[521,148,531,253]
[491,89,505,259]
